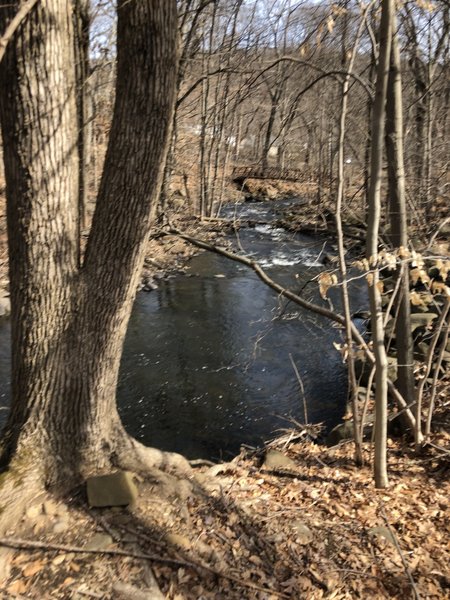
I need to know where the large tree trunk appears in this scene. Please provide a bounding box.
[0,0,183,491]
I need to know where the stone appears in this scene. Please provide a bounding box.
[384,317,396,339]
[165,532,191,551]
[356,355,397,383]
[381,293,391,308]
[326,421,354,446]
[387,356,398,382]
[142,279,158,292]
[263,450,297,470]
[441,348,450,361]
[322,253,338,266]
[410,313,437,332]
[208,463,230,477]
[438,222,450,235]
[368,526,396,546]
[432,293,449,308]
[43,499,59,516]
[86,471,138,508]
[53,520,69,534]
[415,341,430,361]
[292,521,313,545]
[357,386,371,401]
[84,533,114,551]
[25,504,42,520]
[113,581,164,600]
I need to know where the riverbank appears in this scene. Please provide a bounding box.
[0,194,231,318]
[1,428,449,598]
[0,175,334,311]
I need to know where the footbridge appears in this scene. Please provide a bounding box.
[232,165,308,183]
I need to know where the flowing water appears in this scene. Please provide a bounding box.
[0,199,367,460]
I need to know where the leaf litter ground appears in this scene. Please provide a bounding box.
[0,419,448,600]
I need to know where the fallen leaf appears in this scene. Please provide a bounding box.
[22,560,46,577]
[7,579,28,594]
[318,272,337,299]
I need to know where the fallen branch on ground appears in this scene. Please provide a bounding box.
[0,537,290,598]
[379,506,421,600]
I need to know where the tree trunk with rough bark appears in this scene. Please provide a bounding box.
[0,0,187,506]
[385,10,415,436]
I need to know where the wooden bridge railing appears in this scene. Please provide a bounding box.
[231,165,309,183]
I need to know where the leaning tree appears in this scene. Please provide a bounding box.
[0,0,189,521]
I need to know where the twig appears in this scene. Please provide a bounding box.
[360,366,375,441]
[260,468,300,479]
[289,353,308,425]
[0,0,39,64]
[0,536,187,566]
[189,458,216,467]
[0,587,28,600]
[424,441,450,456]
[415,298,450,448]
[317,567,383,581]
[88,510,122,543]
[0,537,290,598]
[425,315,449,437]
[378,506,421,600]
[426,217,450,250]
[73,588,103,599]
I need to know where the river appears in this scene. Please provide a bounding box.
[0,199,367,460]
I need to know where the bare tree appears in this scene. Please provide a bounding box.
[366,0,393,489]
[334,0,372,467]
[385,6,415,437]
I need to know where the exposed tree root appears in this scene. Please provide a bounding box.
[114,431,192,479]
[0,422,195,537]
[112,432,196,503]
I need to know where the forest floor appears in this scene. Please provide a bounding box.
[0,420,449,599]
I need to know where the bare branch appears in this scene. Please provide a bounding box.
[0,0,39,64]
